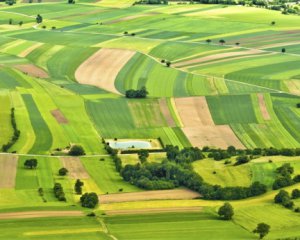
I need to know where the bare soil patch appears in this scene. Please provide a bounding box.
[175,97,214,126]
[174,49,263,67]
[18,43,43,57]
[175,97,245,149]
[0,155,18,188]
[99,189,200,204]
[75,48,135,94]
[257,94,271,120]
[60,157,89,179]
[14,64,49,78]
[183,125,245,149]
[106,206,203,215]
[0,211,83,220]
[51,109,68,124]
[159,98,176,127]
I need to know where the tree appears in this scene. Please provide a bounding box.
[253,223,270,239]
[274,190,289,204]
[75,179,84,194]
[80,192,99,208]
[219,39,225,45]
[19,21,23,27]
[218,202,234,220]
[9,19,13,25]
[24,159,38,169]
[271,21,275,25]
[281,48,286,53]
[291,189,300,199]
[166,61,171,67]
[206,39,211,44]
[69,145,85,156]
[235,42,240,46]
[58,167,68,176]
[36,14,43,24]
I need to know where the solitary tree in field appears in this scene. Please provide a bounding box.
[75,179,84,195]
[281,48,286,53]
[253,223,270,239]
[166,61,171,67]
[235,42,240,46]
[206,39,211,44]
[9,19,13,25]
[19,21,23,27]
[219,39,226,45]
[271,21,276,25]
[218,202,234,220]
[24,159,38,169]
[58,167,68,176]
[36,14,43,24]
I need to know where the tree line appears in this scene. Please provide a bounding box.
[2,108,20,152]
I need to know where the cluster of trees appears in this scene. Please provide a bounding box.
[68,145,85,156]
[274,188,300,210]
[53,183,66,201]
[204,146,300,162]
[125,86,148,98]
[80,192,99,208]
[120,150,267,200]
[166,145,204,165]
[5,0,16,5]
[272,163,300,190]
[2,108,20,152]
[24,159,38,169]
[75,179,84,195]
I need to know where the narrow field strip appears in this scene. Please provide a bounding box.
[0,155,18,188]
[105,206,203,215]
[99,189,200,204]
[0,211,84,220]
[24,227,102,236]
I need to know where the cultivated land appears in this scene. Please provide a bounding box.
[0,1,300,239]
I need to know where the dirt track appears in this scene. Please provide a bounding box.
[0,155,18,188]
[99,189,200,204]
[0,211,84,220]
[75,48,135,94]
